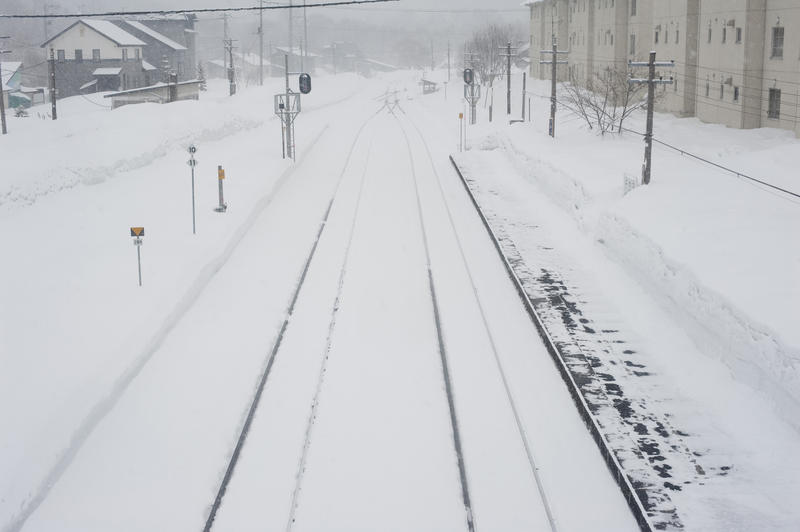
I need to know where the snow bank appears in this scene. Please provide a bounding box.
[491,89,800,430]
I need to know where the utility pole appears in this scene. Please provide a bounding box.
[539,36,568,137]
[223,12,229,72]
[430,40,435,71]
[447,41,451,82]
[629,52,674,185]
[303,0,308,73]
[259,0,264,86]
[288,0,293,68]
[0,37,10,135]
[225,39,237,96]
[521,72,527,121]
[48,48,57,120]
[332,42,337,75]
[499,41,517,116]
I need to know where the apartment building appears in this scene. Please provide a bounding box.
[527,0,800,135]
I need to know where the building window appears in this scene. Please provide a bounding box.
[122,48,128,61]
[733,86,739,102]
[92,49,100,62]
[610,34,614,45]
[631,0,637,16]
[768,88,781,118]
[722,27,727,43]
[708,27,712,43]
[75,49,82,62]
[771,27,784,58]
[736,28,742,43]
[665,31,669,44]
[56,49,65,62]
[655,30,659,44]
[705,82,710,97]
[674,77,678,92]
[676,30,680,44]
[720,84,724,99]
[135,48,140,60]
[630,34,636,55]
[178,62,184,76]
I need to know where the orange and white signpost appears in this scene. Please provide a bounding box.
[130,227,144,286]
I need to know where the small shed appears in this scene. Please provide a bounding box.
[421,79,438,95]
[103,79,201,109]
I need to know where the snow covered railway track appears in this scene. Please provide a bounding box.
[393,109,558,531]
[202,109,383,532]
[447,155,653,532]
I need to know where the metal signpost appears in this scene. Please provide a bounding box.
[187,145,198,233]
[215,165,228,212]
[130,227,144,286]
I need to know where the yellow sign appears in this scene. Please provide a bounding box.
[218,167,225,180]
[130,227,145,237]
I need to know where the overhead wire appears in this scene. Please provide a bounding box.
[0,0,398,19]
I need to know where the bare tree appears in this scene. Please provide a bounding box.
[561,66,650,135]
[466,24,519,87]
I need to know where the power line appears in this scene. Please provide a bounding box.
[0,0,398,19]
[620,126,800,202]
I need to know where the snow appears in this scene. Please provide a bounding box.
[1,65,799,532]
[80,19,145,47]
[124,21,187,50]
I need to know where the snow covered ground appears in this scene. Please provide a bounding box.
[2,65,799,531]
[1,73,638,531]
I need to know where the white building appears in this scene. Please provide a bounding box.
[527,0,800,136]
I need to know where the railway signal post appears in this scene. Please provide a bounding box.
[463,68,480,125]
[274,54,311,160]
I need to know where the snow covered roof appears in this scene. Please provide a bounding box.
[274,46,321,58]
[125,21,187,51]
[93,67,122,76]
[80,79,98,90]
[42,19,145,48]
[1,61,22,92]
[142,61,157,71]
[81,20,145,46]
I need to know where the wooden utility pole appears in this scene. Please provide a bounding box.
[539,36,568,137]
[630,52,674,184]
[48,48,57,120]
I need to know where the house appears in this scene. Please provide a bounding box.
[270,46,319,76]
[1,61,22,109]
[527,0,800,136]
[117,15,197,82]
[40,19,147,99]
